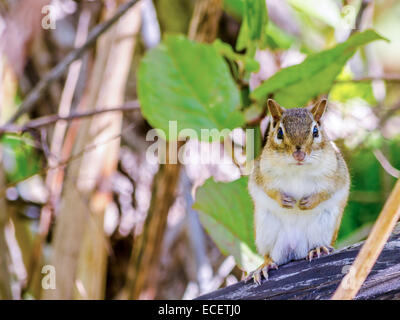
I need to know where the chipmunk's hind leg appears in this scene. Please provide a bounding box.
[306,245,334,261]
[245,255,278,285]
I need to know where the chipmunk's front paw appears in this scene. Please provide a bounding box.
[244,259,278,285]
[299,194,318,210]
[307,246,334,261]
[280,192,296,209]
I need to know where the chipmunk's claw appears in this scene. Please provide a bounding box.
[299,194,319,210]
[307,245,334,261]
[244,261,278,285]
[280,193,296,209]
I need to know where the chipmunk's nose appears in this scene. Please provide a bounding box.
[292,149,306,162]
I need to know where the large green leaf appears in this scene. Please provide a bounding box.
[193,177,262,272]
[138,35,244,141]
[251,30,387,107]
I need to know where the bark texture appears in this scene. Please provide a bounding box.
[197,223,400,300]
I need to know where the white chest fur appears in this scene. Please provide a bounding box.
[248,175,347,265]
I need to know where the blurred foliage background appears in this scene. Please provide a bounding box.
[0,0,399,300]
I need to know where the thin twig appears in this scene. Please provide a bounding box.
[334,76,400,83]
[0,101,139,135]
[373,149,400,179]
[331,178,400,300]
[379,102,400,126]
[6,0,140,124]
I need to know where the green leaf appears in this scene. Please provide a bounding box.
[193,177,262,272]
[266,21,296,50]
[245,0,268,42]
[251,30,387,107]
[138,35,244,141]
[223,0,245,19]
[330,81,376,105]
[225,1,293,51]
[236,0,268,52]
[1,134,41,183]
[213,39,260,73]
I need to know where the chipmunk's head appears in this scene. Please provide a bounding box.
[263,99,328,167]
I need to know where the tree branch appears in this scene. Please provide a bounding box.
[332,179,400,299]
[0,101,139,135]
[334,76,400,83]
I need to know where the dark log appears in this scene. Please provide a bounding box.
[197,223,400,300]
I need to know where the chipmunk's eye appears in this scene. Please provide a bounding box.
[313,125,319,138]
[277,127,284,140]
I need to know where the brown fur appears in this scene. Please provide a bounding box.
[253,100,350,245]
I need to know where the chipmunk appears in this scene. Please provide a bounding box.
[246,99,350,285]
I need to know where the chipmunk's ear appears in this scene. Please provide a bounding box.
[267,99,285,123]
[309,99,327,122]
